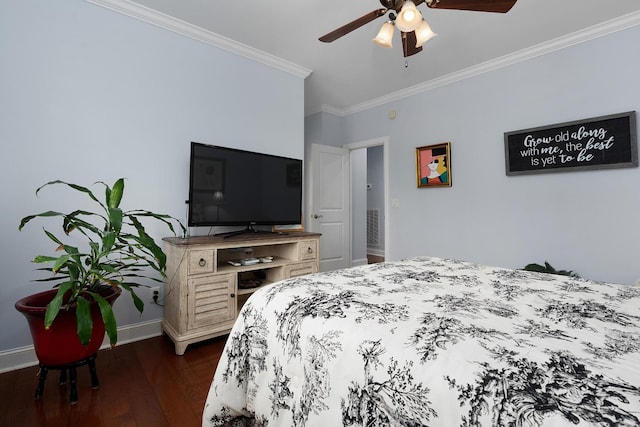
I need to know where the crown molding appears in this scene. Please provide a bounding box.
[83,0,639,117]
[309,104,344,117]
[324,10,640,117]
[85,0,312,79]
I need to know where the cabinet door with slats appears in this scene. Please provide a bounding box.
[187,273,235,330]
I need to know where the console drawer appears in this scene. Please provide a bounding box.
[284,261,318,278]
[188,249,215,275]
[299,240,318,260]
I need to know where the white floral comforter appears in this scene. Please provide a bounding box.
[203,257,640,426]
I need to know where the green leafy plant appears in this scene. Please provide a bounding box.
[522,261,579,278]
[19,178,185,346]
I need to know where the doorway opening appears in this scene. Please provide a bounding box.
[346,137,389,267]
[307,138,389,271]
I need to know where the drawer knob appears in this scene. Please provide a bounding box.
[307,247,313,254]
[230,293,235,298]
[199,258,206,267]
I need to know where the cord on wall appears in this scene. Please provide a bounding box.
[184,200,190,238]
[151,288,164,307]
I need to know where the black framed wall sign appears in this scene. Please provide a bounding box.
[504,111,637,176]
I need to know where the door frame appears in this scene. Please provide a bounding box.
[344,136,390,263]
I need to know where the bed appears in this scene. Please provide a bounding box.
[203,257,640,426]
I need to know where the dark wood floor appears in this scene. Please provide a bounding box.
[0,334,226,427]
[367,254,384,264]
[3,261,386,426]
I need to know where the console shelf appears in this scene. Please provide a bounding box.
[162,232,320,355]
[216,256,289,274]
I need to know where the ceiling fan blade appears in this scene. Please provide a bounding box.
[401,31,423,57]
[426,0,517,13]
[319,8,388,43]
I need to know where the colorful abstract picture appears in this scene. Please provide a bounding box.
[416,142,452,188]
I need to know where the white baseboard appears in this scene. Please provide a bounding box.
[0,319,162,374]
[367,248,385,257]
[352,258,368,267]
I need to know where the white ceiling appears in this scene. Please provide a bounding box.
[99,0,640,115]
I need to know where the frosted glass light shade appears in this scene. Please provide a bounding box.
[373,21,394,48]
[395,1,422,32]
[415,19,437,47]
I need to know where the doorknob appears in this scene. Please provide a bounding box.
[312,214,323,219]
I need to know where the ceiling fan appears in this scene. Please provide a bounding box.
[319,0,518,58]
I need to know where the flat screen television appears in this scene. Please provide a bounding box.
[188,142,302,234]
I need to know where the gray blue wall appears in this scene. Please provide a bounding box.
[307,24,640,285]
[0,0,304,358]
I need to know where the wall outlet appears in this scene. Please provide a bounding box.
[150,286,160,304]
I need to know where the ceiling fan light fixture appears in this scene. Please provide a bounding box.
[395,1,422,32]
[373,21,395,48]
[415,19,437,47]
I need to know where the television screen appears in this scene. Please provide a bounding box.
[188,142,302,228]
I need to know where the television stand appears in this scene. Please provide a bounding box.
[216,224,283,239]
[162,232,320,355]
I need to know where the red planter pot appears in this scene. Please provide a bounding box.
[15,286,121,366]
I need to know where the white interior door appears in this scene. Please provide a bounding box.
[307,144,350,272]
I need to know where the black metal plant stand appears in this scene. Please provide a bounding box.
[35,353,99,404]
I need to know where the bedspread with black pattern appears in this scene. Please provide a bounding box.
[203,257,640,426]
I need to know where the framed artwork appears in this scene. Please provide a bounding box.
[416,142,452,188]
[504,111,637,176]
